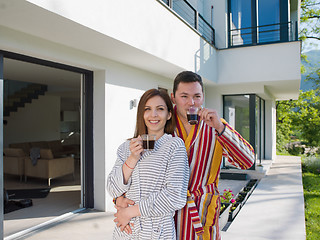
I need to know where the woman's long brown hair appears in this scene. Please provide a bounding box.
[133,89,175,138]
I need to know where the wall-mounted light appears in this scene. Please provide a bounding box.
[129,99,137,110]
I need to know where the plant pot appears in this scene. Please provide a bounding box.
[219,202,231,230]
[228,202,241,221]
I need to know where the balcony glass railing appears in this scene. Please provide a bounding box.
[229,22,298,47]
[160,0,215,45]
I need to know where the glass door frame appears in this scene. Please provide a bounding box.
[0,53,4,239]
[0,50,94,214]
[223,94,266,169]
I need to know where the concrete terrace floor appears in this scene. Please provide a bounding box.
[221,156,306,240]
[5,156,306,240]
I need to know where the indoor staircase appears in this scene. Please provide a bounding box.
[4,83,48,117]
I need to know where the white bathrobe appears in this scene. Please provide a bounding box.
[107,134,189,240]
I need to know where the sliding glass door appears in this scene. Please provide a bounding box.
[223,94,265,169]
[1,50,93,238]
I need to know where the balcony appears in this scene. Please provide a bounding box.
[229,22,299,47]
[160,0,215,46]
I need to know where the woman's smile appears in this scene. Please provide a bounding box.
[149,120,160,124]
[144,96,172,139]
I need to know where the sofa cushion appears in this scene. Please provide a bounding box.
[4,148,26,157]
[40,149,54,159]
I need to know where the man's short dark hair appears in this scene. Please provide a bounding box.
[173,71,203,96]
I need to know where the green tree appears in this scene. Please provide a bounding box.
[300,0,320,45]
[305,66,320,92]
[300,0,319,77]
[276,100,294,153]
[276,90,320,152]
[291,90,320,148]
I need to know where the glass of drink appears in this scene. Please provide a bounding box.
[187,106,199,125]
[141,134,156,150]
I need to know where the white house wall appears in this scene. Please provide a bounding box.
[265,100,277,160]
[22,0,218,82]
[217,41,301,100]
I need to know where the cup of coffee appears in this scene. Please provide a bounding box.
[187,106,199,125]
[141,134,156,150]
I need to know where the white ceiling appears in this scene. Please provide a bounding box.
[4,58,81,88]
[3,58,81,100]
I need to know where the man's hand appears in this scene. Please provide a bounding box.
[116,195,135,208]
[114,205,132,231]
[114,205,141,233]
[199,108,225,134]
[115,196,135,234]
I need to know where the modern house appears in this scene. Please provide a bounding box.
[0,0,301,238]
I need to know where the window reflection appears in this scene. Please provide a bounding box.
[223,94,265,169]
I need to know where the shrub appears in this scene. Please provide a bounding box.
[287,145,305,156]
[302,156,320,175]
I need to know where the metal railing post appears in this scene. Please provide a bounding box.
[212,28,215,45]
[168,0,172,9]
[195,11,199,30]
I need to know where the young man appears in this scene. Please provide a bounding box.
[171,71,255,240]
[114,71,255,239]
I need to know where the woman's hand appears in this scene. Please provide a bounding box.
[123,137,143,183]
[128,136,143,162]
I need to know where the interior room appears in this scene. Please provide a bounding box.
[2,57,82,237]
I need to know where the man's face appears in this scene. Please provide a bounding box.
[171,82,204,120]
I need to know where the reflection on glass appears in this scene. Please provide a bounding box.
[224,95,250,142]
[224,95,250,168]
[230,0,252,45]
[258,0,280,43]
[230,0,282,46]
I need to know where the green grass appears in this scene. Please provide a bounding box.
[302,156,320,240]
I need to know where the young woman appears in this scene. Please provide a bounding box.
[107,89,189,239]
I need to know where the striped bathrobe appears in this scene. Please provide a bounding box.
[107,134,189,240]
[174,110,255,240]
